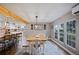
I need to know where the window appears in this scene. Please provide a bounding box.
[67,20,76,48]
[44,24,46,30]
[31,24,33,30]
[55,29,58,39]
[54,25,58,39]
[59,24,64,42]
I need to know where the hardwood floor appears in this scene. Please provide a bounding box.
[0,45,16,55]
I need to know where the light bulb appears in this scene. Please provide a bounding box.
[35,25,38,28]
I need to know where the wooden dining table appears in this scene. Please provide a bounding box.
[26,34,47,55]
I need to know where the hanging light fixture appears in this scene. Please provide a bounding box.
[35,16,38,29]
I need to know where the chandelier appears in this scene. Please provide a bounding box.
[35,16,38,29]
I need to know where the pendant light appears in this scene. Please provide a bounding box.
[35,16,38,29]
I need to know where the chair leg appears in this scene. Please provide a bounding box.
[42,44,44,55]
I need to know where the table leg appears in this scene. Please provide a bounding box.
[29,42,31,55]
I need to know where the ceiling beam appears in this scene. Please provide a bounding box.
[0,6,28,24]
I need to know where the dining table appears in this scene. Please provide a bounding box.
[26,34,47,55]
